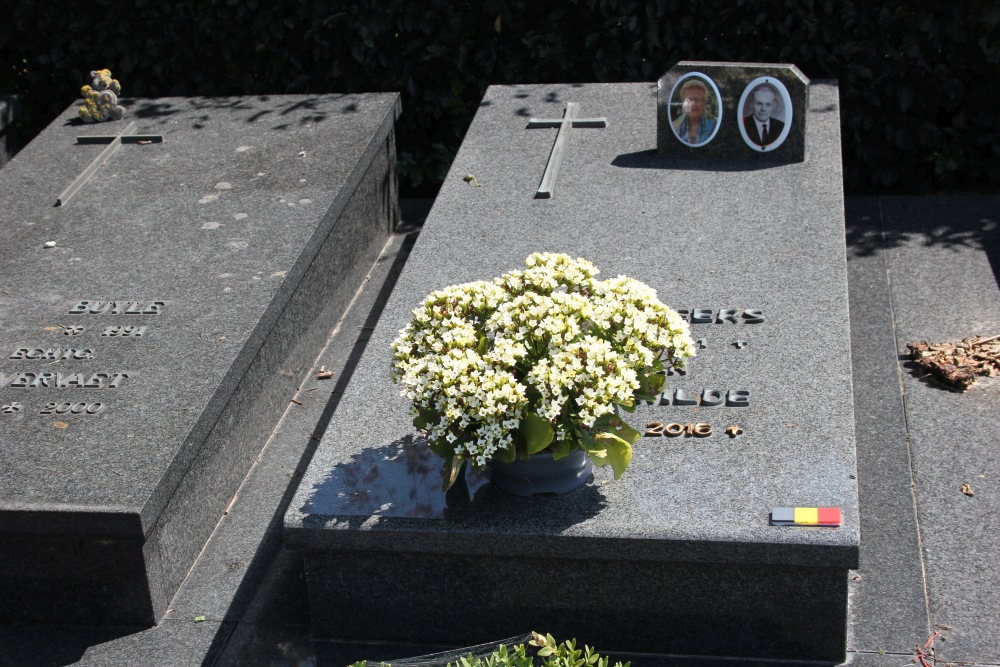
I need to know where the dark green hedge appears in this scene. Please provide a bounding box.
[2,1,999,195]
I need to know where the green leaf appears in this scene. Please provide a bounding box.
[493,444,516,463]
[427,437,453,459]
[591,433,632,479]
[591,413,616,430]
[636,368,666,399]
[578,429,606,456]
[412,407,437,430]
[616,421,643,445]
[520,412,554,455]
[193,615,206,623]
[441,456,463,491]
[549,439,571,459]
[591,411,643,447]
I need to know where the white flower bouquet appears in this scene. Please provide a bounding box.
[391,253,696,490]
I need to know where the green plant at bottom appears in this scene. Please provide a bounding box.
[348,632,631,667]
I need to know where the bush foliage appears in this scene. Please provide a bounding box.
[2,1,999,195]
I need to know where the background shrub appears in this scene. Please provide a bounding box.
[2,0,998,195]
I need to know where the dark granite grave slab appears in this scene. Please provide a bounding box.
[285,82,857,662]
[876,197,1000,663]
[3,195,996,667]
[0,93,400,625]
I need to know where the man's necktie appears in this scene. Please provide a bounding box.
[761,123,770,145]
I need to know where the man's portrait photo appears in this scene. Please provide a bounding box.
[738,79,792,151]
[669,74,722,147]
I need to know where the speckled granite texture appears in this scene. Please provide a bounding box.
[0,93,400,625]
[286,82,857,662]
[0,194,993,666]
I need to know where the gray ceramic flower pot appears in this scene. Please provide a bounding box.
[488,448,594,496]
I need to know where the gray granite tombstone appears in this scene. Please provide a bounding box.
[0,94,20,166]
[657,62,808,162]
[0,93,400,625]
[285,82,857,662]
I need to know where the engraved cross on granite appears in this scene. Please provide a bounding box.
[526,102,606,199]
[56,121,164,206]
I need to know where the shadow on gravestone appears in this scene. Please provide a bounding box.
[58,96,363,130]
[845,198,1000,291]
[0,625,140,667]
[611,149,787,173]
[299,433,609,527]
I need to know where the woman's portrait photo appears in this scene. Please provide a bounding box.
[669,74,722,147]
[738,78,793,152]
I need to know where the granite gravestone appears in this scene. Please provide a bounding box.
[0,93,400,625]
[286,79,858,662]
[657,61,808,161]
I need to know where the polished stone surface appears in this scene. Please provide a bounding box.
[0,93,400,624]
[0,195,997,665]
[286,82,857,662]
[875,196,1000,664]
[843,198,930,652]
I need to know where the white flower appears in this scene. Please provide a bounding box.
[391,252,695,466]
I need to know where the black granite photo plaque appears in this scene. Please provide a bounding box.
[657,61,809,162]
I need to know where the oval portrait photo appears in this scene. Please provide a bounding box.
[738,78,793,152]
[668,73,722,147]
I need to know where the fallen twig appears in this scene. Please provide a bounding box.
[914,630,941,667]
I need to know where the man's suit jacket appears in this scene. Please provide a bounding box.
[743,115,785,147]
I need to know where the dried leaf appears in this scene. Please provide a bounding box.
[907,334,1000,390]
[53,422,68,429]
[961,483,974,497]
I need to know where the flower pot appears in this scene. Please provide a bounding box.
[488,448,593,497]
